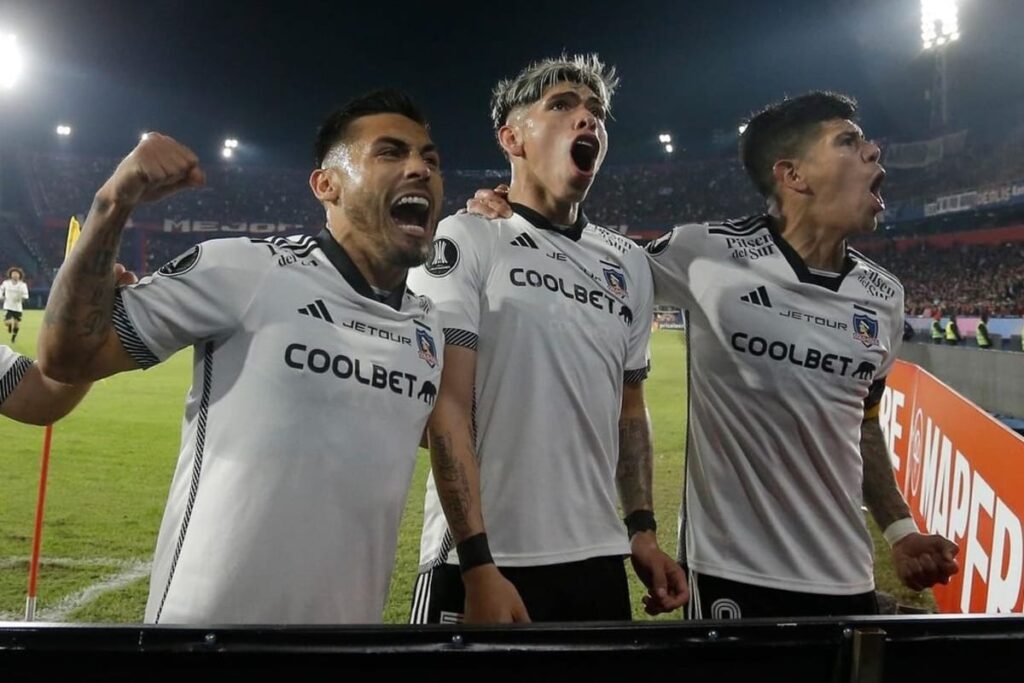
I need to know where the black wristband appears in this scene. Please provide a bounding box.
[624,509,657,539]
[457,533,494,573]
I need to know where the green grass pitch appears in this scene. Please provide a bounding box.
[0,311,932,622]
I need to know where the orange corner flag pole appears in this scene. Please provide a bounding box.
[25,215,81,621]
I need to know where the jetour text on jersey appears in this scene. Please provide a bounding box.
[284,343,432,401]
[509,267,627,320]
[730,332,856,376]
[341,318,412,346]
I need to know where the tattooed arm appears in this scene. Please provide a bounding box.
[37,134,204,383]
[428,344,529,623]
[861,417,959,590]
[616,389,654,517]
[860,418,912,530]
[428,345,486,543]
[618,381,688,614]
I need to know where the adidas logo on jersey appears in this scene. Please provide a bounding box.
[298,299,334,323]
[510,233,539,249]
[740,286,773,308]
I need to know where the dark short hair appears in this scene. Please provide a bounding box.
[314,88,428,167]
[739,91,858,198]
[6,267,24,278]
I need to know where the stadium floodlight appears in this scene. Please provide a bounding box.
[55,124,72,136]
[921,0,959,50]
[738,124,748,134]
[1,32,24,90]
[658,133,672,144]
[664,144,674,154]
[221,147,233,159]
[224,138,239,149]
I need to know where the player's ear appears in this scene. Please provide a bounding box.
[309,168,341,203]
[773,159,808,195]
[498,124,525,160]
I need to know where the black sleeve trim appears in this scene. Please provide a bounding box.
[624,363,650,384]
[443,328,478,351]
[112,288,161,369]
[0,355,34,405]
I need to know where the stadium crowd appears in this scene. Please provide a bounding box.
[9,126,1024,319]
[873,242,1024,317]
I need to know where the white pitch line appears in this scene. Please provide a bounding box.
[0,558,152,622]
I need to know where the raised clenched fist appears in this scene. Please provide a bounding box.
[102,133,205,206]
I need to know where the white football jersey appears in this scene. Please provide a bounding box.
[1,280,29,312]
[409,205,653,569]
[0,345,32,405]
[646,214,904,595]
[114,230,443,624]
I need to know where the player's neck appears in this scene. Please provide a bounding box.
[327,223,405,291]
[507,178,579,227]
[775,206,848,273]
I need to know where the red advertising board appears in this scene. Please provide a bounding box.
[880,360,1024,613]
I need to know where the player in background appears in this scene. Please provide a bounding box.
[466,91,958,618]
[1,265,135,425]
[408,54,686,624]
[36,89,518,624]
[2,268,30,342]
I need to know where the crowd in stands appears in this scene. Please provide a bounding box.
[870,242,1024,317]
[7,124,1024,319]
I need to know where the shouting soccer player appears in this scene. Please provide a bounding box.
[408,55,686,624]
[468,91,958,618]
[36,89,518,624]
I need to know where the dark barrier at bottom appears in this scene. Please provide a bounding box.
[1,615,1023,681]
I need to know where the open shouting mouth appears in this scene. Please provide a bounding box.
[570,133,601,175]
[390,192,432,236]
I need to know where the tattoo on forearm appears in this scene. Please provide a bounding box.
[43,197,128,344]
[617,416,654,513]
[861,420,912,529]
[431,430,475,541]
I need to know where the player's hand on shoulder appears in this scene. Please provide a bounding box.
[891,532,960,591]
[462,563,531,624]
[463,184,512,220]
[101,132,205,207]
[629,530,689,615]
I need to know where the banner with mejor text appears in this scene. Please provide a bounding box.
[879,360,1024,613]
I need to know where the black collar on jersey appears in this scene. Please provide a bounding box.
[315,228,407,310]
[763,215,856,292]
[510,202,588,242]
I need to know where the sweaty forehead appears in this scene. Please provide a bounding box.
[346,113,433,148]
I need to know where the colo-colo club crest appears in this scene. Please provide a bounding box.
[852,306,879,347]
[416,328,438,368]
[603,267,627,298]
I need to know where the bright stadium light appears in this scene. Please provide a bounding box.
[738,124,748,134]
[921,0,959,50]
[1,32,24,90]
[658,133,672,144]
[55,124,72,136]
[140,132,150,141]
[221,147,233,159]
[664,144,674,154]
[224,138,239,149]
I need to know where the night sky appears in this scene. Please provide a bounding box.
[2,0,1022,168]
